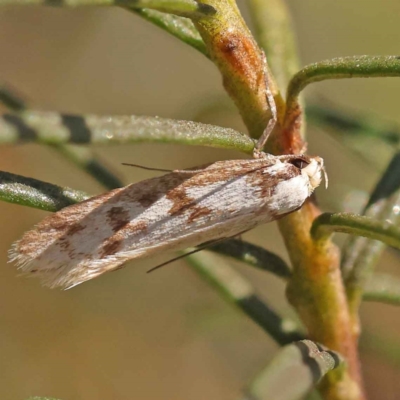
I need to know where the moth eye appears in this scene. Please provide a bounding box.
[290,158,309,169]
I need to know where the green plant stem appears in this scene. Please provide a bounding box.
[311,212,400,249]
[192,0,277,140]
[243,340,343,400]
[363,273,400,306]
[284,56,400,145]
[247,0,300,95]
[0,111,255,154]
[187,252,303,345]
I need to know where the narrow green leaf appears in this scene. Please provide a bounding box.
[341,153,400,311]
[287,56,400,110]
[0,86,124,191]
[361,331,400,367]
[0,171,89,212]
[209,239,291,279]
[187,252,303,345]
[311,212,400,250]
[286,56,400,135]
[243,340,342,400]
[307,105,400,147]
[131,8,208,55]
[0,0,217,18]
[0,1,211,56]
[49,144,123,190]
[0,111,255,153]
[0,85,26,111]
[363,273,400,305]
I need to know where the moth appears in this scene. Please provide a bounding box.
[9,152,325,289]
[8,59,325,289]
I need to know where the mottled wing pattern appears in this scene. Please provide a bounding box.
[10,158,308,288]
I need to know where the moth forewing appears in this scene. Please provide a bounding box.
[9,154,324,289]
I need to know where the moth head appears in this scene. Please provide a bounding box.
[288,156,327,192]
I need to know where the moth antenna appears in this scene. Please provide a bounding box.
[254,51,277,155]
[121,163,174,173]
[122,163,205,174]
[147,229,251,273]
[146,247,207,273]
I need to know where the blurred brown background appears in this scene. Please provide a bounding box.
[0,1,400,399]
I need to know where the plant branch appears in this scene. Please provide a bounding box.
[192,0,278,140]
[182,3,365,397]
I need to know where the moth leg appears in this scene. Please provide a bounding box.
[254,51,278,157]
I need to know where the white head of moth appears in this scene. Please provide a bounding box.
[9,152,325,289]
[9,56,326,289]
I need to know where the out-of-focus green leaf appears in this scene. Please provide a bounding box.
[188,252,303,345]
[363,273,400,305]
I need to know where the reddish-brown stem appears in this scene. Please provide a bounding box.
[191,1,364,398]
[279,202,364,400]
